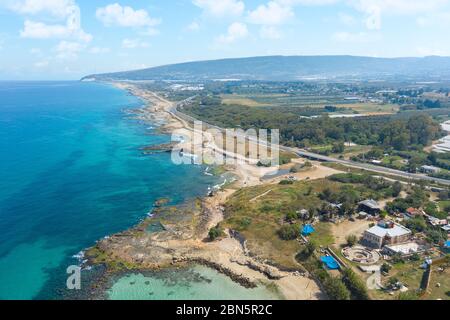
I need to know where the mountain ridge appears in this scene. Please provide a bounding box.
[82,55,450,81]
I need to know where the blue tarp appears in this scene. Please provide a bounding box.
[301,224,315,236]
[445,241,450,248]
[321,256,340,270]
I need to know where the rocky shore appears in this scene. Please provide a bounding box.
[83,82,324,300]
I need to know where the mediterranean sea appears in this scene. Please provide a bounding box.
[0,81,220,299]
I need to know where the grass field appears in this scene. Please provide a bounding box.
[333,103,400,115]
[426,266,450,300]
[222,180,333,268]
[222,176,393,269]
[220,94,271,107]
[219,93,401,116]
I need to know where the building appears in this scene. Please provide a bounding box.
[383,242,428,257]
[296,209,309,220]
[404,207,425,219]
[441,224,450,234]
[420,165,441,174]
[443,241,450,253]
[427,216,448,226]
[362,221,412,249]
[358,199,382,216]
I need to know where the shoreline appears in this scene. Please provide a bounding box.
[83,81,325,300]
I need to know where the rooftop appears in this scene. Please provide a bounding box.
[366,222,411,238]
[420,165,441,172]
[384,242,426,255]
[359,199,381,210]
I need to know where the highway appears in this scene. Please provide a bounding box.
[169,96,450,187]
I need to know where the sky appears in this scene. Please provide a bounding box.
[1,0,450,80]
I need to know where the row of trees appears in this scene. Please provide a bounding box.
[184,101,444,151]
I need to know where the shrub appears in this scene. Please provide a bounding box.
[346,235,358,247]
[381,263,391,274]
[278,224,299,240]
[397,291,419,300]
[341,268,370,300]
[323,277,351,300]
[285,211,298,222]
[208,225,223,241]
[410,253,421,261]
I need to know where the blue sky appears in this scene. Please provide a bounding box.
[1,0,450,80]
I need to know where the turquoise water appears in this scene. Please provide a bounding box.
[108,265,282,300]
[0,81,218,299]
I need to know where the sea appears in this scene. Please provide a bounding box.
[0,81,277,300]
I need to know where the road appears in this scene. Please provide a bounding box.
[169,96,450,187]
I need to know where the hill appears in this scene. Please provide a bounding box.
[82,55,450,81]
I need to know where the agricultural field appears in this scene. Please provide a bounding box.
[219,92,400,115]
[426,266,450,300]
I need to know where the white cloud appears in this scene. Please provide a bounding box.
[246,0,449,32]
[248,1,294,25]
[193,0,245,17]
[216,22,249,44]
[260,26,282,39]
[10,0,77,18]
[10,0,92,42]
[30,48,42,55]
[276,0,338,5]
[338,12,357,26]
[55,40,84,59]
[34,60,49,68]
[416,46,449,57]
[187,21,200,32]
[348,0,450,30]
[121,38,150,49]
[20,19,92,42]
[349,0,448,16]
[332,31,380,43]
[416,11,450,28]
[89,46,110,54]
[96,3,160,28]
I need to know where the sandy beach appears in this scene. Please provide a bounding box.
[87,82,341,300]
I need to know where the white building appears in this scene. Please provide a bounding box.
[420,165,441,174]
[362,221,412,249]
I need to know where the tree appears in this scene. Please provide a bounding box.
[438,189,449,201]
[305,241,317,256]
[407,156,422,173]
[332,141,345,153]
[346,235,358,247]
[320,188,334,201]
[341,268,370,300]
[340,201,356,217]
[381,263,391,274]
[278,224,298,240]
[208,225,223,241]
[392,181,403,197]
[397,291,419,300]
[323,277,351,300]
[410,253,421,261]
[404,216,427,233]
[285,211,298,223]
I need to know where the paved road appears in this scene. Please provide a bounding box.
[171,96,450,187]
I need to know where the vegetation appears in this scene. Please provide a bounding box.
[324,276,351,300]
[278,224,299,240]
[184,97,443,151]
[341,268,370,300]
[208,225,224,241]
[346,235,358,247]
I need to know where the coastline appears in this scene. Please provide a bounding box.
[83,81,325,300]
